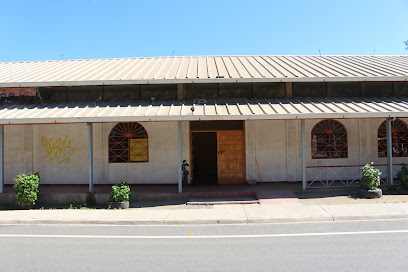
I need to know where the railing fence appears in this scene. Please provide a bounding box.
[306,164,403,189]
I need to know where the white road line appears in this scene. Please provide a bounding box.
[1,230,408,239]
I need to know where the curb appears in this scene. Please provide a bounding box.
[332,214,408,221]
[1,214,408,225]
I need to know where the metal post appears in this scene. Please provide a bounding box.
[178,121,182,193]
[87,122,94,193]
[0,126,3,194]
[301,120,306,190]
[386,118,393,186]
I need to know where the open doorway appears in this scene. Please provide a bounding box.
[192,132,218,184]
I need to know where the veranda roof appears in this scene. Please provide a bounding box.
[0,55,407,87]
[1,97,408,124]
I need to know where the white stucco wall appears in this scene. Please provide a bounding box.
[32,123,89,184]
[244,118,407,182]
[105,121,189,184]
[256,120,288,181]
[305,119,360,166]
[245,120,302,182]
[3,118,406,185]
[4,126,25,184]
[106,122,179,184]
[3,121,190,185]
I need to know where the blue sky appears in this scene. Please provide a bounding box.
[1,0,407,62]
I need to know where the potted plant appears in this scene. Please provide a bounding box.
[182,160,189,184]
[397,163,408,191]
[358,163,382,199]
[109,181,131,209]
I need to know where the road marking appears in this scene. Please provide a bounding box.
[1,230,408,239]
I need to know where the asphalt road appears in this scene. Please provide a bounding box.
[1,220,408,272]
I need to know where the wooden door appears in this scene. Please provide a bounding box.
[217,130,246,184]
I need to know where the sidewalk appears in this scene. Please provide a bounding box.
[1,191,408,225]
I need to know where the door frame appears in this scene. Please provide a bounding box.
[189,122,246,185]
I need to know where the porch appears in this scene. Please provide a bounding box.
[0,97,406,194]
[0,182,304,207]
[1,181,407,208]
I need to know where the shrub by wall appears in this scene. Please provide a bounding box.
[13,173,40,206]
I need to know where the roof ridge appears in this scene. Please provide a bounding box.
[1,55,407,65]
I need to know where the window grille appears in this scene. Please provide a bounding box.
[109,122,148,163]
[378,119,408,157]
[311,120,348,159]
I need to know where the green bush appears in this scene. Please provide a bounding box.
[109,181,131,202]
[360,163,381,190]
[397,163,408,190]
[13,172,40,206]
[86,192,97,206]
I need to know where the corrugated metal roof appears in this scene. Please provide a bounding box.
[0,56,407,87]
[1,97,408,124]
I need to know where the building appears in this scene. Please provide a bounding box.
[0,55,407,193]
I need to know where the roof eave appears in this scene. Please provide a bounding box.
[1,76,407,88]
[1,112,408,125]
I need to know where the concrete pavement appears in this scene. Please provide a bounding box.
[2,184,408,225]
[1,201,408,225]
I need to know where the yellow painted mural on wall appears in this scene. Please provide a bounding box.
[41,135,76,164]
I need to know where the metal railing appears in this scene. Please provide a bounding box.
[306,164,402,189]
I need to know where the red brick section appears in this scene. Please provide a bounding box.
[187,192,259,204]
[256,192,301,205]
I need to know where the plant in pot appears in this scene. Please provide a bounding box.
[109,181,131,209]
[358,163,382,199]
[182,160,189,184]
[397,163,408,191]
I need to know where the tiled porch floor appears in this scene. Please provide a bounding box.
[3,182,302,194]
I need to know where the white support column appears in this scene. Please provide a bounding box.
[0,126,3,194]
[87,122,94,193]
[301,120,306,190]
[386,118,393,186]
[178,121,182,193]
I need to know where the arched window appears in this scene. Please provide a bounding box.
[378,119,408,157]
[109,122,148,163]
[311,120,348,159]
